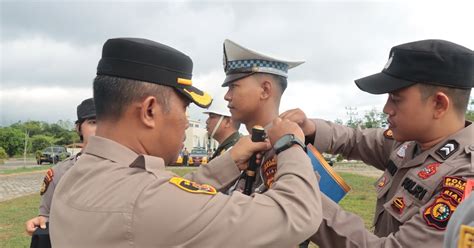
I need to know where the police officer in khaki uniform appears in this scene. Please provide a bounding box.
[203,96,241,161]
[25,98,96,236]
[222,39,309,195]
[282,39,473,247]
[444,193,474,248]
[49,38,322,247]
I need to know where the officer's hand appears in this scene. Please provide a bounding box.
[280,108,316,137]
[230,136,271,170]
[267,117,305,145]
[25,216,48,236]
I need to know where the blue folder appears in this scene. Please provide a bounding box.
[306,144,351,203]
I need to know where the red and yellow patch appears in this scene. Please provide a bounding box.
[262,156,277,188]
[417,162,441,179]
[423,195,457,230]
[443,176,466,193]
[458,225,474,248]
[40,168,54,195]
[383,129,393,139]
[391,197,405,214]
[169,177,217,195]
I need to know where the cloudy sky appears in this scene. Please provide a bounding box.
[1,0,473,127]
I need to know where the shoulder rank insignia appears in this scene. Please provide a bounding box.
[40,168,54,196]
[435,140,459,160]
[169,177,217,195]
[383,129,393,139]
[417,162,441,179]
[458,225,474,248]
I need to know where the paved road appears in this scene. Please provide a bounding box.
[0,171,45,202]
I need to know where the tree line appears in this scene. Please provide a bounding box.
[0,120,79,158]
[0,100,472,159]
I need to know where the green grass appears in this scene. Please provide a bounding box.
[0,169,377,247]
[0,166,52,175]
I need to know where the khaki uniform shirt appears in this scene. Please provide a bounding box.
[443,194,474,248]
[209,131,241,161]
[309,119,473,248]
[39,154,78,217]
[50,136,322,248]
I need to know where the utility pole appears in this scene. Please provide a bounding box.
[23,130,29,167]
[345,106,358,127]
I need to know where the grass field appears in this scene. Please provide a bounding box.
[0,165,52,175]
[0,169,377,248]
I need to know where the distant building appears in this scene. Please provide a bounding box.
[184,117,218,152]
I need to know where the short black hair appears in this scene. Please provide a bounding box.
[93,75,173,121]
[418,84,472,117]
[255,73,287,95]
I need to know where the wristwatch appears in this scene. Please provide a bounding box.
[273,134,306,155]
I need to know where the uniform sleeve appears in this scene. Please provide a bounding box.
[183,151,241,191]
[132,147,322,247]
[310,184,468,247]
[38,160,74,217]
[311,119,397,170]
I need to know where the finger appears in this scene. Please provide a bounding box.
[39,217,47,229]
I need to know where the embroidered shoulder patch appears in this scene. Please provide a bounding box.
[169,177,217,195]
[261,156,277,188]
[40,168,54,195]
[383,129,393,139]
[443,176,466,193]
[423,195,457,230]
[458,225,474,248]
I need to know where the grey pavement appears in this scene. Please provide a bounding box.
[0,171,44,202]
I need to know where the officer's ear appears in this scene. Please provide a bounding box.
[260,79,272,100]
[140,96,160,128]
[432,91,450,119]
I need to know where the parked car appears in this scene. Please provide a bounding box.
[37,146,71,165]
[189,148,208,166]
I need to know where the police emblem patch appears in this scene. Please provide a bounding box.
[40,168,54,195]
[458,225,474,248]
[383,129,393,139]
[423,195,457,230]
[169,177,217,195]
[417,162,441,179]
[262,156,277,188]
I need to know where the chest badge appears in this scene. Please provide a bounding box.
[397,144,408,158]
[391,196,405,214]
[377,175,388,188]
[417,162,441,179]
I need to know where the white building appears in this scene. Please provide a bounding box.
[184,118,218,152]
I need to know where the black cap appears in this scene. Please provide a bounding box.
[76,98,96,123]
[355,39,473,94]
[97,38,212,108]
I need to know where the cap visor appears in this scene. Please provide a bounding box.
[221,73,254,87]
[355,72,416,94]
[176,85,213,108]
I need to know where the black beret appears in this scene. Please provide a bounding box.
[97,38,212,108]
[76,98,96,123]
[355,39,473,94]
